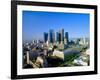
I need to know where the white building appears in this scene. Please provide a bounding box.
[52,50,64,60]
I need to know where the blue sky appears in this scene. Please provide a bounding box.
[22,11,90,41]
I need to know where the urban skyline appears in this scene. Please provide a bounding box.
[44,29,69,44]
[23,11,90,41]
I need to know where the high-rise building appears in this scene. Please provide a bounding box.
[56,32,61,43]
[48,29,55,43]
[26,51,30,64]
[60,29,64,44]
[44,32,48,43]
[79,37,89,45]
[56,32,59,42]
[44,28,69,44]
[65,32,69,44]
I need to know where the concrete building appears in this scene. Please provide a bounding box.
[52,50,64,60]
[79,38,89,45]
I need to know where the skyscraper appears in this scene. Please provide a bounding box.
[53,32,55,43]
[44,32,48,43]
[65,32,69,44]
[56,32,61,43]
[56,32,59,42]
[60,29,64,44]
[44,28,68,44]
[48,29,55,43]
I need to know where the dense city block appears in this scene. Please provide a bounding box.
[23,29,90,68]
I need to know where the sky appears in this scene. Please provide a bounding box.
[22,11,90,41]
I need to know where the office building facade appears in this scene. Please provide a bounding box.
[44,32,48,43]
[65,32,69,44]
[48,29,55,43]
